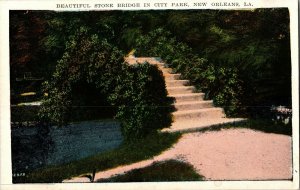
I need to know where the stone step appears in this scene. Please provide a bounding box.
[161,68,173,74]
[164,74,181,80]
[145,59,165,66]
[128,58,166,67]
[166,80,189,87]
[174,100,213,111]
[167,86,195,95]
[162,118,247,133]
[172,108,225,121]
[169,93,205,102]
[151,62,165,67]
[124,58,137,65]
[135,57,154,63]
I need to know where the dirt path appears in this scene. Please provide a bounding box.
[169,128,292,180]
[64,128,292,182]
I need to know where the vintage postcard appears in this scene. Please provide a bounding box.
[0,0,299,189]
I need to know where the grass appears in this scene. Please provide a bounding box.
[97,159,204,182]
[202,118,292,136]
[15,132,181,183]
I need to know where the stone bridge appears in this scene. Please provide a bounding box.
[125,56,246,132]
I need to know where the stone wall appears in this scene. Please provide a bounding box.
[11,120,123,173]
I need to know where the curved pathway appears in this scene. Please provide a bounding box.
[63,128,292,182]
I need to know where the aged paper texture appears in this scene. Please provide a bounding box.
[0,0,299,189]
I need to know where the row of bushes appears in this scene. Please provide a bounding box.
[38,27,172,141]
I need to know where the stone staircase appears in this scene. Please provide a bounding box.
[125,56,246,132]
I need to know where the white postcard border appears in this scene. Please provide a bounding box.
[0,0,298,189]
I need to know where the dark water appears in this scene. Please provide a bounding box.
[11,120,123,175]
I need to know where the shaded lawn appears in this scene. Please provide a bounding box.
[97,159,204,182]
[15,132,181,183]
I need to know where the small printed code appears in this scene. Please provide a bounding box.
[13,173,26,177]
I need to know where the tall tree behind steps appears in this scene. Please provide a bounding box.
[9,11,51,101]
[10,11,47,80]
[165,9,291,113]
[216,9,291,111]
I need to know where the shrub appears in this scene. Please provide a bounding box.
[135,28,192,66]
[109,63,173,140]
